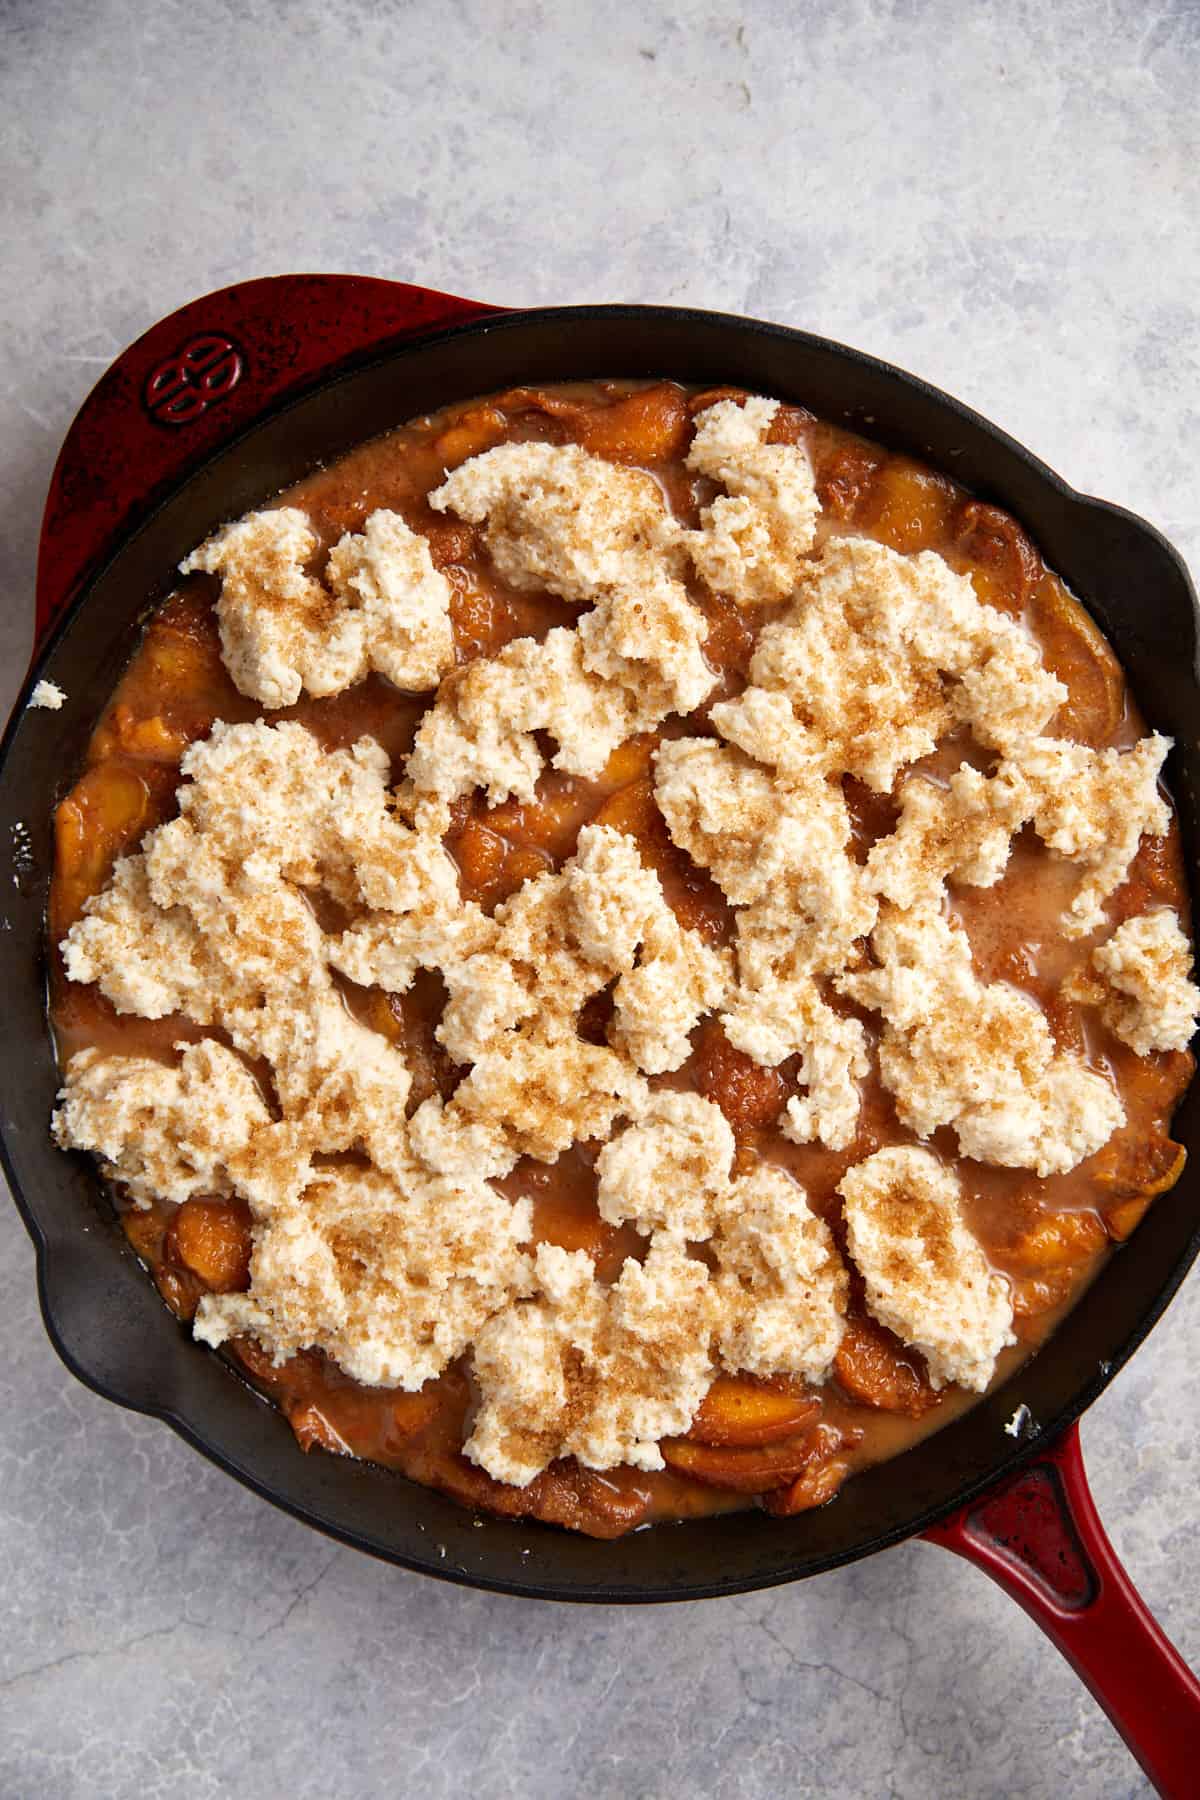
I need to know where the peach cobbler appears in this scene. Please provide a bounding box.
[48,381,1198,1536]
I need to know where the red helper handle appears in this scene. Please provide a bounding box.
[923,1421,1200,1795]
[34,273,505,651]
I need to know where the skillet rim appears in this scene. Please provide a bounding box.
[3,300,1198,1603]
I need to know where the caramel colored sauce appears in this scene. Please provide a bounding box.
[49,380,1193,1538]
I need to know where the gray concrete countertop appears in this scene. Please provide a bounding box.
[2,2,1197,1794]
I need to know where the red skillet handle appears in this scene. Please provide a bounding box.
[923,1420,1200,1795]
[34,274,505,653]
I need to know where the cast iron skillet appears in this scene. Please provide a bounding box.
[2,281,1198,1790]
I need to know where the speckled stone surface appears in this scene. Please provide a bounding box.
[1,1,1198,1794]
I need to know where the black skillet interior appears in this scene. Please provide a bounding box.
[2,306,1198,1602]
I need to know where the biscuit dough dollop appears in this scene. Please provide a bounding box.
[839,1147,1015,1392]
[182,508,455,707]
[53,1041,270,1208]
[1072,908,1200,1055]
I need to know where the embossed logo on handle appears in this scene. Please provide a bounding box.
[143,334,244,426]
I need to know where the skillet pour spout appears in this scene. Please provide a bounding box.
[3,279,1199,1794]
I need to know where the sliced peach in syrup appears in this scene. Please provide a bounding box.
[289,1405,353,1456]
[953,500,1041,615]
[998,1208,1113,1318]
[763,1457,851,1517]
[688,386,750,414]
[660,1432,822,1493]
[1098,1132,1186,1242]
[52,762,154,931]
[574,383,690,464]
[501,844,554,891]
[447,814,553,907]
[597,733,657,791]
[422,519,477,568]
[91,704,191,764]
[591,773,660,841]
[531,1464,655,1538]
[694,1020,787,1136]
[1114,834,1188,913]
[701,591,758,679]
[763,403,815,447]
[688,1376,820,1448]
[761,1423,860,1516]
[1008,1209,1108,1271]
[434,404,508,468]
[1095,1135,1186,1219]
[1009,1268,1076,1321]
[815,440,884,523]
[833,1317,938,1417]
[121,1207,166,1267]
[433,1454,652,1540]
[228,1335,290,1384]
[451,816,506,894]
[866,461,956,555]
[165,1197,252,1292]
[1030,571,1125,746]
[494,382,690,465]
[289,1389,439,1459]
[448,579,510,661]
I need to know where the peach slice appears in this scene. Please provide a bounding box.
[763,1457,851,1516]
[1031,571,1125,746]
[53,762,153,931]
[165,1197,252,1292]
[816,441,884,524]
[289,1389,439,1458]
[288,1405,354,1456]
[1098,1130,1186,1243]
[422,519,477,568]
[761,1423,860,1515]
[694,1020,788,1137]
[661,1431,822,1493]
[687,1377,820,1449]
[451,817,506,893]
[1009,1209,1108,1272]
[590,773,659,842]
[1098,1137,1186,1222]
[495,383,690,465]
[598,733,657,791]
[954,500,1041,614]
[528,1464,654,1539]
[91,704,191,765]
[434,1454,652,1540]
[834,1317,938,1417]
[448,580,510,661]
[573,383,689,464]
[1102,1193,1156,1243]
[1009,1268,1076,1321]
[867,461,956,555]
[701,590,758,679]
[434,404,508,468]
[687,386,750,414]
[763,403,815,447]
